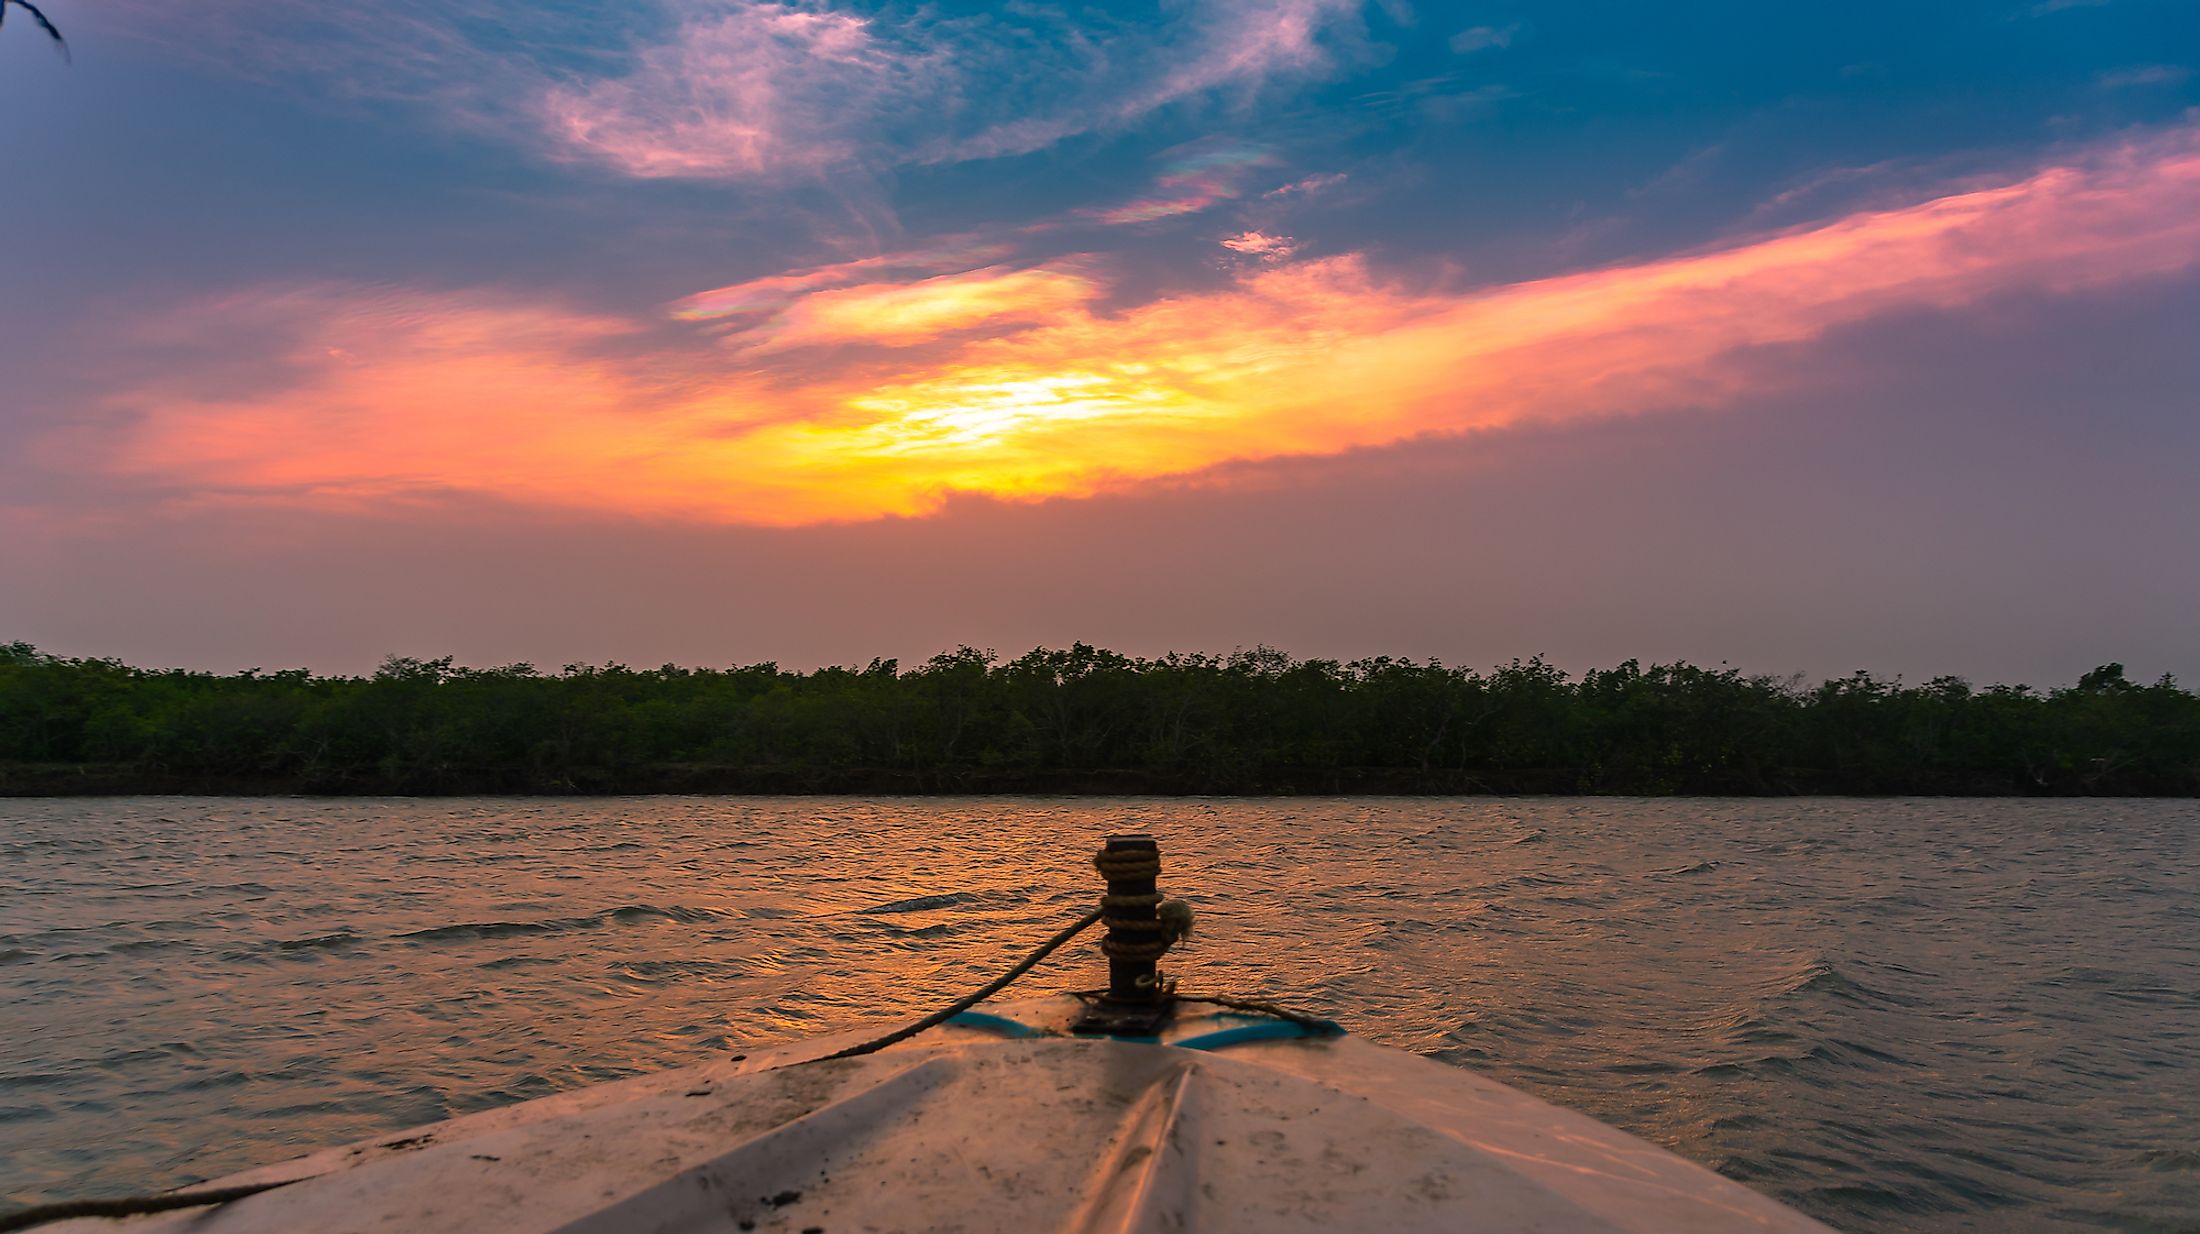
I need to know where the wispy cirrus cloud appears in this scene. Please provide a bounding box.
[107,0,1376,184]
[2097,64,2191,89]
[933,0,1372,166]
[1265,172,1348,198]
[77,122,2200,525]
[1449,23,1519,54]
[537,5,940,180]
[1126,0,1368,113]
[1082,142,1281,225]
[545,0,1368,180]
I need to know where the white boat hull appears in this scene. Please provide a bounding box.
[49,995,1834,1233]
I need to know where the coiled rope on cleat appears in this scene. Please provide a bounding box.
[1093,844,1191,963]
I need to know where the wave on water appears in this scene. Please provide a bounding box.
[608,958,747,984]
[476,954,564,971]
[110,938,192,955]
[1754,956,1899,1006]
[863,921,957,940]
[853,892,984,915]
[397,905,723,944]
[269,931,361,953]
[2135,1147,2200,1172]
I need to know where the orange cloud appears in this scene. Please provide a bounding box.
[97,290,795,516]
[91,124,2200,526]
[670,240,1022,323]
[736,262,1105,351]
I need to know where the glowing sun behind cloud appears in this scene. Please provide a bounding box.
[86,123,2200,527]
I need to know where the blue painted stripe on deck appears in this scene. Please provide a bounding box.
[1168,1020,1342,1051]
[945,1011,1050,1038]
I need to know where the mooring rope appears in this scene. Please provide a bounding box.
[1175,994,1342,1034]
[1092,846,1162,881]
[0,1179,304,1233]
[813,906,1106,1062]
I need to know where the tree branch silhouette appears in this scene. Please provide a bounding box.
[1,0,69,62]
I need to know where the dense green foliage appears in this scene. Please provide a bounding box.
[2,642,2194,795]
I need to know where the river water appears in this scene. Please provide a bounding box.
[1,797,2193,1232]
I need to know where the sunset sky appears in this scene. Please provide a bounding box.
[3,0,2196,681]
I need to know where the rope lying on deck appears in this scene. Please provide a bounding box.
[0,1180,304,1233]
[1175,994,1341,1034]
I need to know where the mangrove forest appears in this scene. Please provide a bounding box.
[1,642,2194,796]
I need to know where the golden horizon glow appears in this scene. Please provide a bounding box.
[84,124,2200,526]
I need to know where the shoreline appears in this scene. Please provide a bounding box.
[4,764,2186,798]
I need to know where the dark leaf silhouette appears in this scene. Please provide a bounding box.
[2,0,70,60]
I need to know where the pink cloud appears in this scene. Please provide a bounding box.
[1082,142,1280,225]
[1222,231,1300,260]
[538,5,934,180]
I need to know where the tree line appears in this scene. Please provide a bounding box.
[1,642,2194,795]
